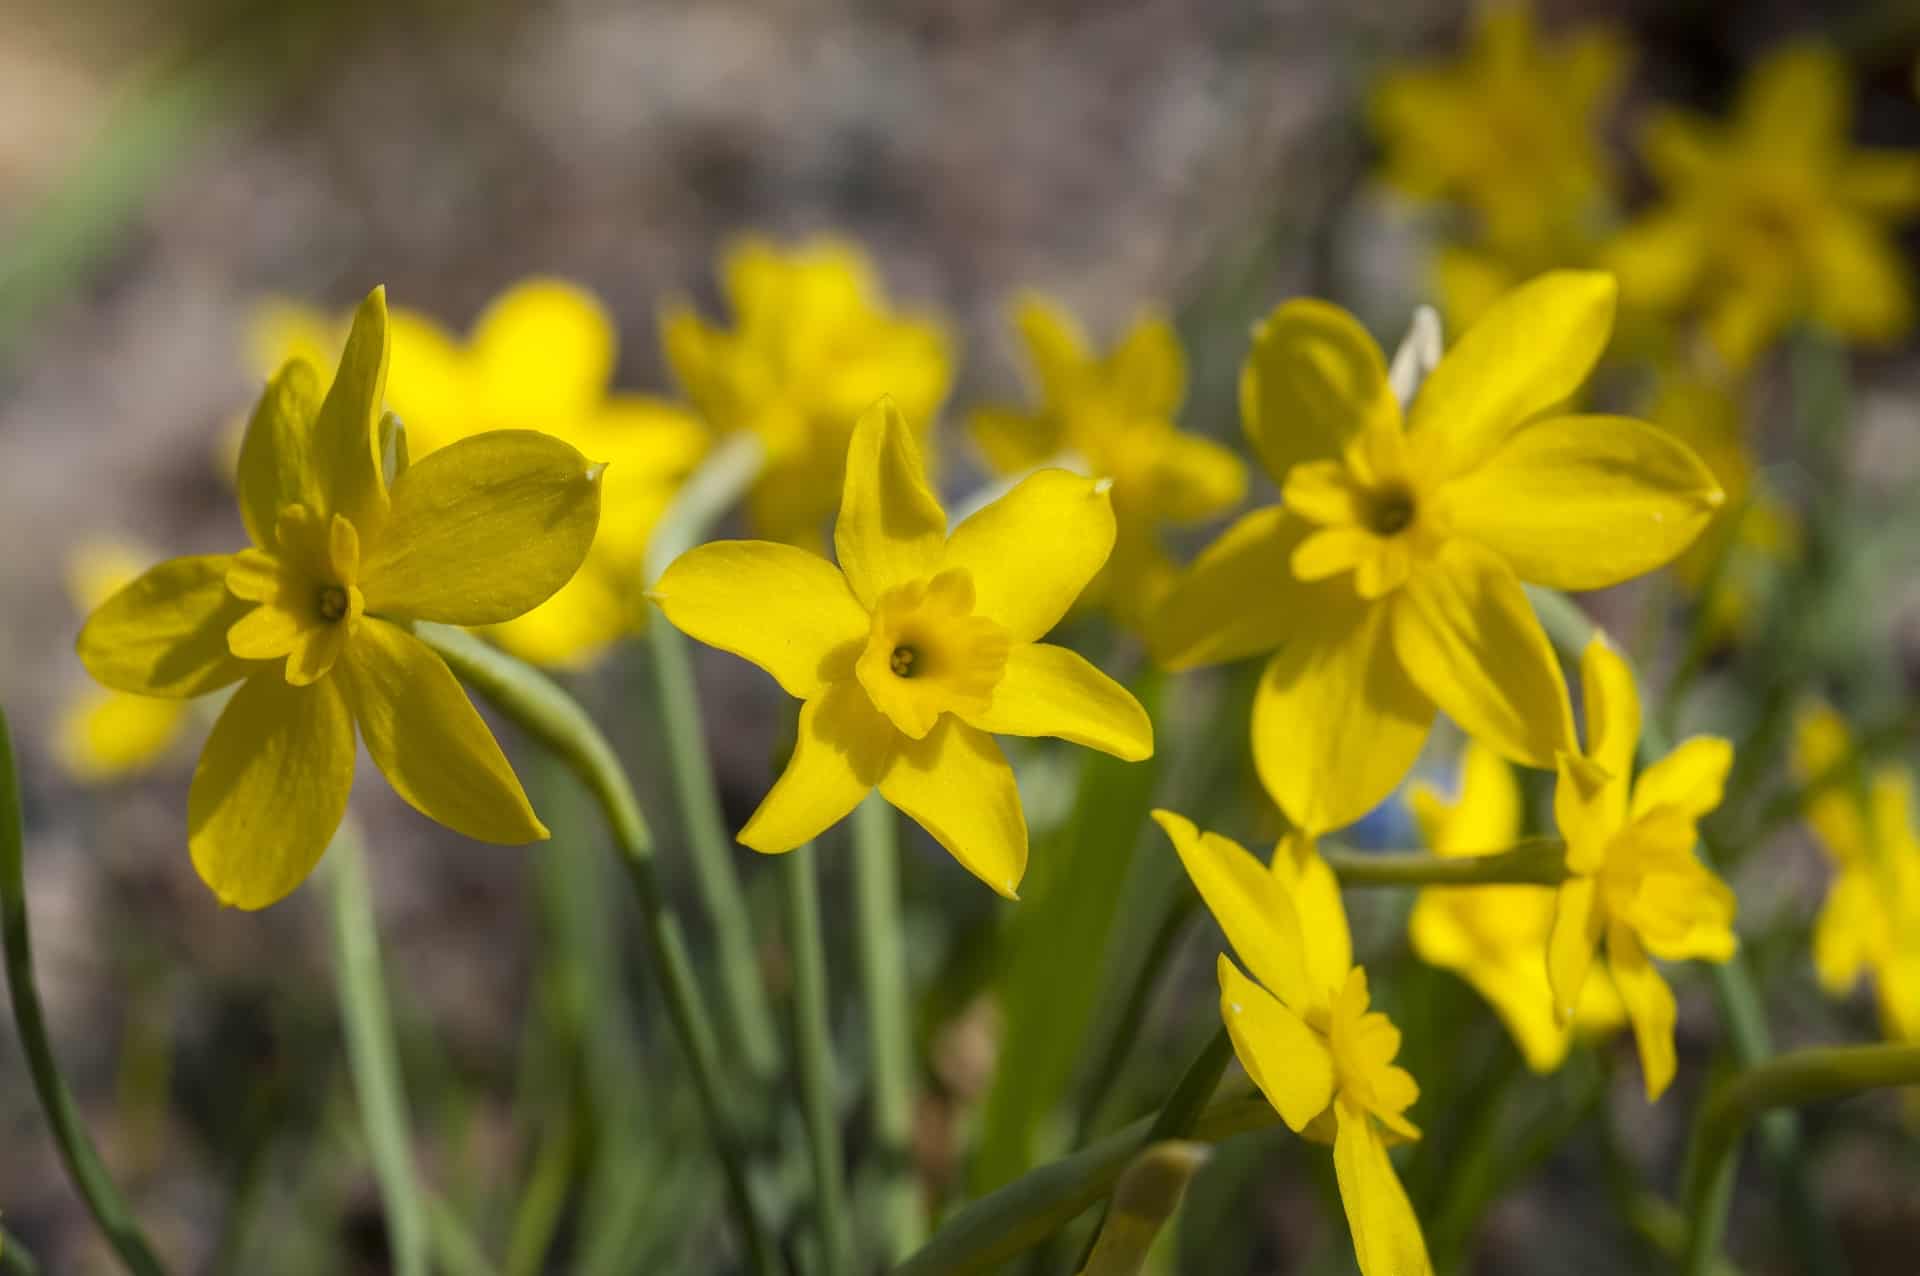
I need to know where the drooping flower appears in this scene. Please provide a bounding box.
[78,288,604,909]
[1154,811,1431,1276]
[245,281,709,668]
[661,237,955,548]
[1793,704,1920,1045]
[1407,742,1622,1072]
[1547,637,1737,1100]
[1152,272,1722,842]
[1607,43,1920,367]
[650,398,1151,897]
[55,541,193,781]
[969,296,1245,629]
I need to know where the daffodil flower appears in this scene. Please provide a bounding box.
[54,541,194,781]
[650,398,1152,896]
[1153,271,1722,845]
[969,296,1245,629]
[1408,742,1622,1072]
[1607,43,1920,367]
[1547,637,1737,1100]
[1793,704,1920,1044]
[77,288,604,909]
[1154,811,1431,1276]
[662,237,955,548]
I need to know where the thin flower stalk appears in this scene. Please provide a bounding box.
[850,793,922,1259]
[782,843,855,1274]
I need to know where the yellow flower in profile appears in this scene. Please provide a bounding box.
[248,281,709,668]
[1154,811,1430,1276]
[1408,742,1622,1072]
[1371,4,1626,255]
[55,542,193,781]
[662,237,955,547]
[78,289,604,909]
[1153,272,1722,843]
[1547,637,1737,1100]
[651,398,1151,897]
[1608,44,1920,368]
[969,296,1245,628]
[1793,704,1920,1044]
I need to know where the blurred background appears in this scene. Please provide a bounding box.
[3,0,1920,1272]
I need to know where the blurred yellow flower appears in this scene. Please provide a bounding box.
[969,296,1245,629]
[1547,637,1737,1100]
[1608,44,1920,367]
[80,289,603,909]
[1408,742,1623,1072]
[1154,811,1431,1276]
[651,398,1151,898]
[1794,704,1920,1045]
[1153,272,1721,841]
[1371,4,1626,256]
[662,237,955,547]
[247,281,709,668]
[55,541,193,781]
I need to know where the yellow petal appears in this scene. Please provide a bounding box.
[1240,299,1398,485]
[1640,110,1719,188]
[959,642,1151,760]
[1805,210,1915,347]
[1275,831,1353,999]
[1147,431,1247,524]
[740,680,894,852]
[835,397,947,608]
[54,689,190,782]
[384,307,472,457]
[1577,636,1640,829]
[1331,1100,1434,1276]
[1151,810,1316,1015]
[77,555,254,697]
[1409,271,1616,474]
[968,407,1063,475]
[1836,150,1920,216]
[1253,604,1433,837]
[188,673,355,909]
[1466,959,1577,1075]
[1444,415,1722,591]
[1547,877,1603,1019]
[1605,212,1708,313]
[310,287,393,536]
[1012,294,1091,405]
[1107,311,1186,417]
[1389,540,1574,771]
[1735,44,1848,156]
[236,360,325,548]
[1216,954,1335,1133]
[469,278,616,424]
[1607,922,1678,1101]
[879,717,1027,898]
[1149,507,1323,671]
[485,560,630,671]
[1811,871,1874,995]
[337,618,546,843]
[359,430,603,625]
[942,469,1115,643]
[651,540,868,699]
[1429,742,1522,855]
[1631,736,1734,823]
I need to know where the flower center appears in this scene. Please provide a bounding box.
[1365,483,1417,537]
[855,569,1010,739]
[889,645,918,678]
[317,585,351,623]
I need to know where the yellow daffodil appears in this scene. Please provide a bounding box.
[1153,272,1722,845]
[55,541,194,781]
[662,237,955,547]
[1408,742,1622,1072]
[1547,637,1737,1100]
[78,288,604,909]
[1608,43,1920,367]
[969,296,1245,628]
[247,281,709,668]
[1154,811,1431,1276]
[1371,4,1626,256]
[651,398,1151,897]
[1793,704,1920,1044]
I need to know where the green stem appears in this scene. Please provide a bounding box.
[426,1194,501,1276]
[503,1111,577,1276]
[0,706,168,1276]
[643,430,782,1089]
[1079,1143,1210,1276]
[0,1227,40,1276]
[851,795,921,1259]
[782,844,855,1275]
[325,828,428,1276]
[1684,1045,1920,1274]
[415,622,779,1276]
[1320,838,1568,887]
[1068,895,1195,1148]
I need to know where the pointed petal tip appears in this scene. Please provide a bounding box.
[1092,476,1115,496]
[585,460,610,483]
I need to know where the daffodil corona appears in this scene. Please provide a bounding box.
[651,398,1152,896]
[1154,811,1431,1276]
[1548,638,1737,1100]
[1153,271,1722,842]
[78,288,604,909]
